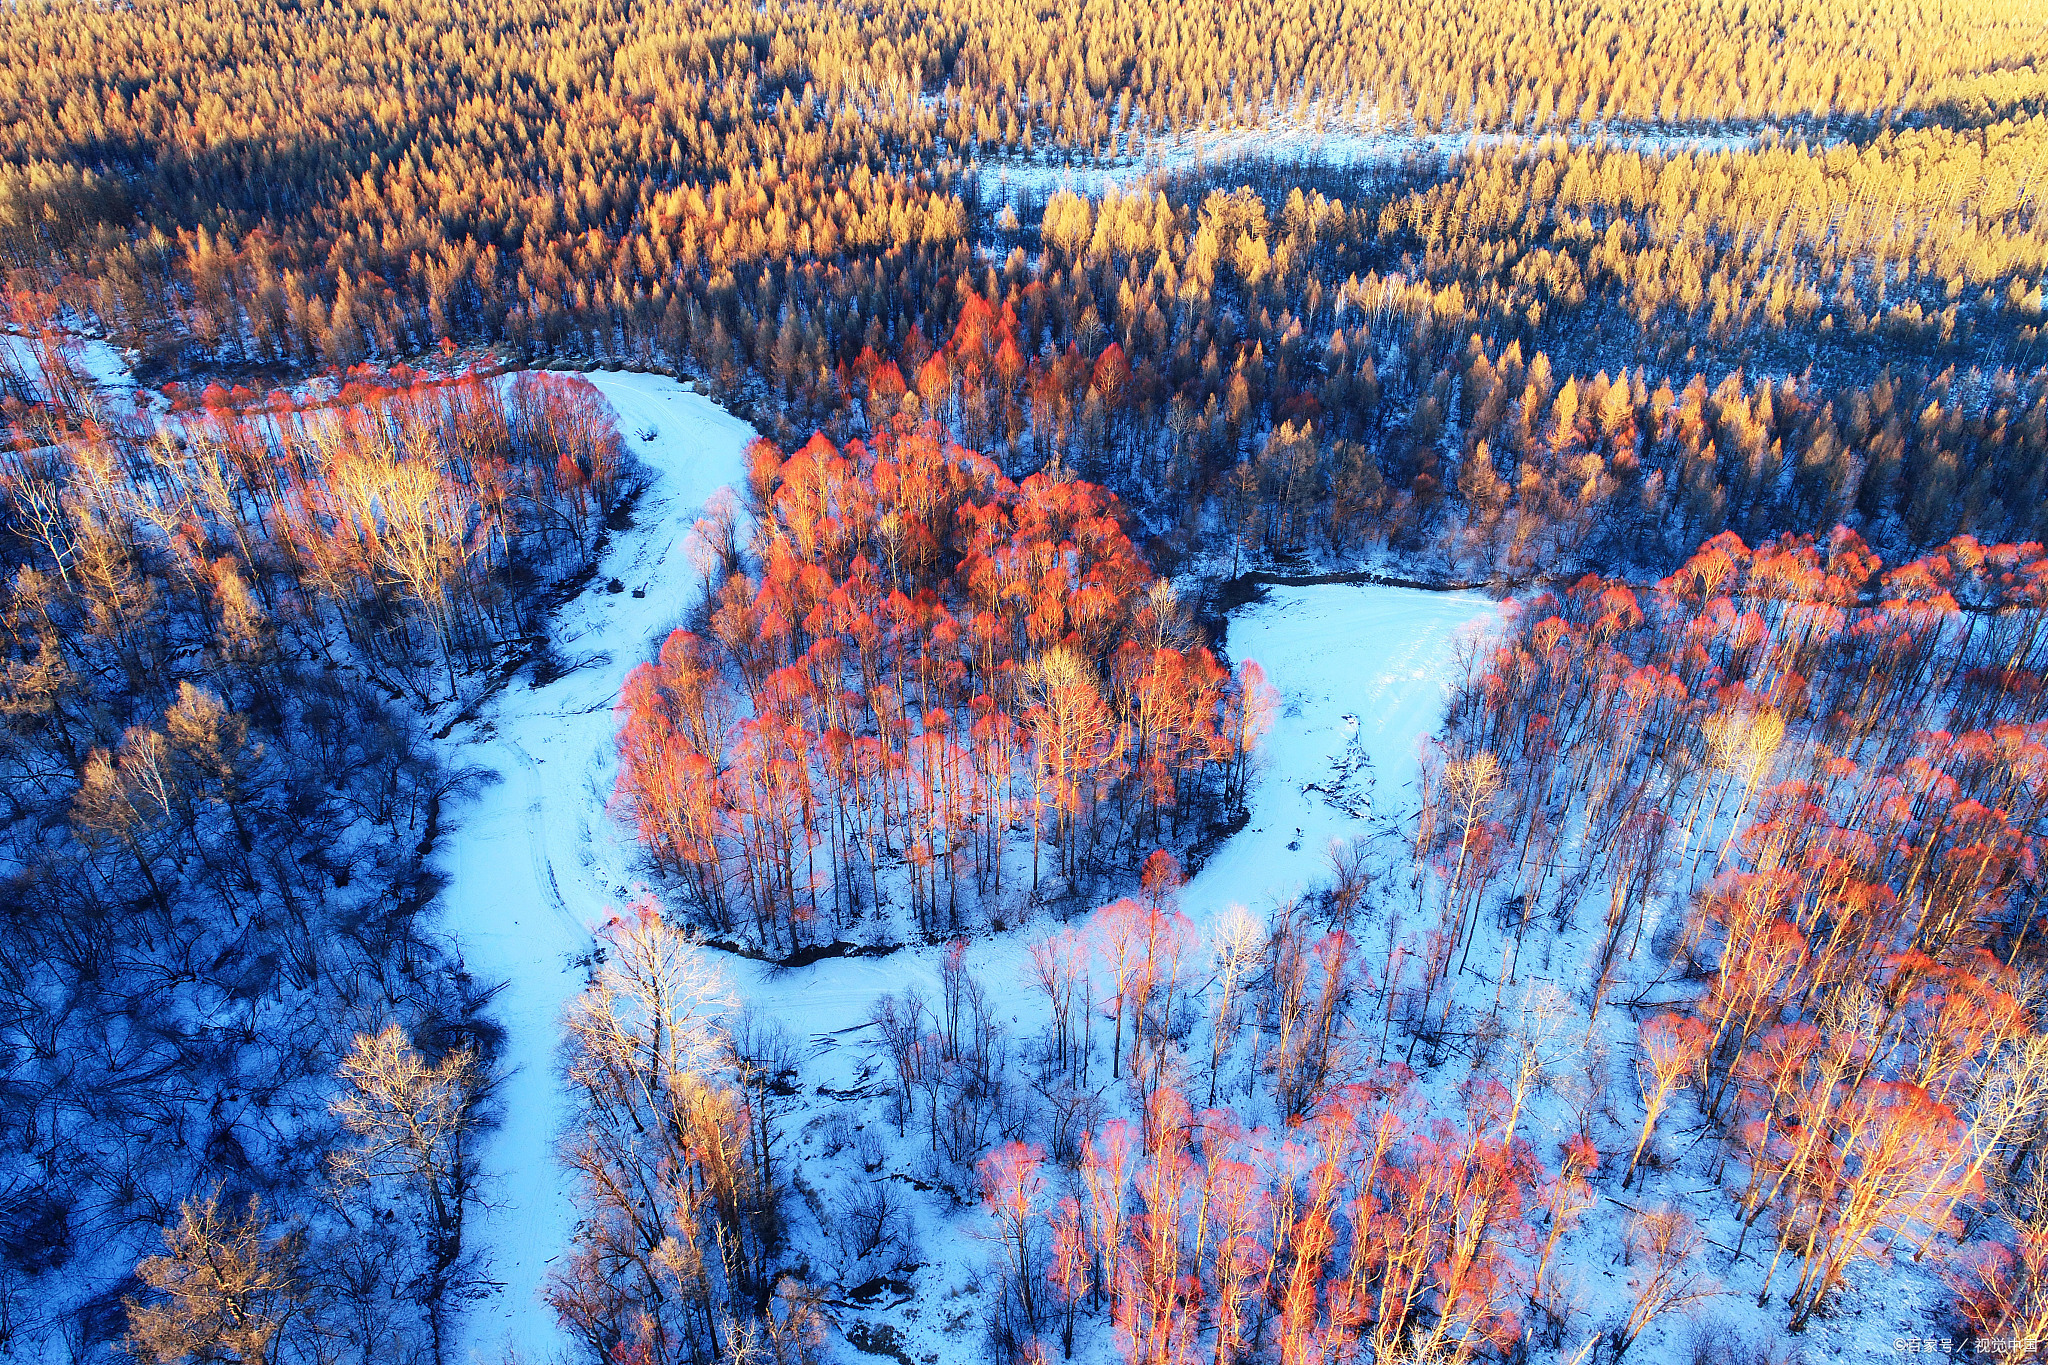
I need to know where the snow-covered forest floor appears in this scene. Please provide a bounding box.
[4,0,2040,1335]
[685,584,1507,1365]
[9,337,1988,1363]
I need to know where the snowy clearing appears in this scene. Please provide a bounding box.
[1189,584,1501,902]
[970,123,1785,204]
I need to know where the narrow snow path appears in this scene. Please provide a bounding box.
[972,123,1798,203]
[438,374,755,1360]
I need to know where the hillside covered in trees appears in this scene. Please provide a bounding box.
[3,0,2048,1358]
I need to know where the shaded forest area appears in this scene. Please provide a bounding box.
[0,355,634,1353]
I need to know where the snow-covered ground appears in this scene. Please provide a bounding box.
[435,424,1952,1358]
[716,584,1506,1362]
[1191,584,1499,898]
[0,328,140,413]
[971,122,1783,204]
[21,338,1504,1354]
[21,335,1946,1362]
[16,339,1954,1358]
[434,373,758,1360]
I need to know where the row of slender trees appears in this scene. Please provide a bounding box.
[954,851,1704,1363]
[546,901,819,1365]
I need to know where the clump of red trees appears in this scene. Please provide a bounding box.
[1422,529,2048,1034]
[983,1073,1577,1365]
[614,419,1269,951]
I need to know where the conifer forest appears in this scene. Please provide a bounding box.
[2,0,2048,1360]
